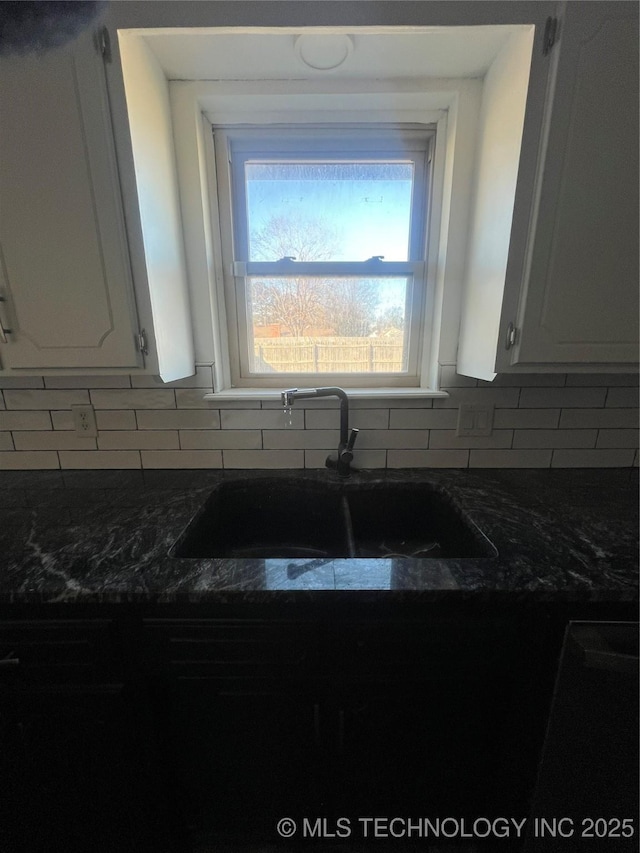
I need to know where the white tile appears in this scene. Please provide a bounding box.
[175,388,218,408]
[0,451,59,469]
[387,449,469,468]
[348,397,435,408]
[98,431,180,450]
[493,409,560,429]
[91,389,176,410]
[551,449,635,468]
[559,408,638,428]
[304,408,389,430]
[304,449,387,469]
[438,364,477,387]
[95,410,138,431]
[179,430,262,450]
[141,450,223,469]
[0,411,52,431]
[566,373,639,386]
[430,430,513,449]
[44,375,131,389]
[513,429,597,449]
[221,409,303,430]
[469,449,552,468]
[51,411,74,430]
[434,388,520,408]
[389,409,458,429]
[260,396,435,409]
[136,410,221,430]
[478,373,566,387]
[519,388,606,408]
[0,433,13,451]
[0,392,4,410]
[222,449,303,469]
[14,432,97,451]
[0,377,44,389]
[264,430,345,450]
[356,430,430,449]
[131,364,214,388]
[202,399,262,409]
[596,430,640,449]
[606,387,640,408]
[3,389,89,410]
[59,451,141,469]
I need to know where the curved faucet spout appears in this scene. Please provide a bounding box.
[281,386,358,477]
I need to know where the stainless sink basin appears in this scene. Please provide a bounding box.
[170,477,496,560]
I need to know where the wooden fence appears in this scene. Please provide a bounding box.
[254,336,405,373]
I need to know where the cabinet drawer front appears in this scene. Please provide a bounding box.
[333,616,543,683]
[0,620,116,684]
[143,618,319,682]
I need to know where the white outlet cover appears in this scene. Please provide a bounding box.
[71,404,97,438]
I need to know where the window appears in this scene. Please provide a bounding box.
[214,126,433,388]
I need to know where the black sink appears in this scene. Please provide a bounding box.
[170,477,351,559]
[170,477,496,560]
[346,482,497,558]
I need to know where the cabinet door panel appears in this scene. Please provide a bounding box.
[0,683,174,853]
[515,2,639,365]
[0,33,141,370]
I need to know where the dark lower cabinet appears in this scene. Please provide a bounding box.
[144,611,554,848]
[0,610,563,852]
[0,620,177,853]
[165,685,321,839]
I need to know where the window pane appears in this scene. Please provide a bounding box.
[245,162,414,262]
[246,276,411,374]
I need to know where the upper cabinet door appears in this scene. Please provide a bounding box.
[505,1,639,367]
[0,31,142,371]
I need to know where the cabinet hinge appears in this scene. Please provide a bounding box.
[542,16,558,56]
[97,26,112,63]
[505,322,518,351]
[137,329,149,356]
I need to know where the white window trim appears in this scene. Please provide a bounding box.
[213,123,433,389]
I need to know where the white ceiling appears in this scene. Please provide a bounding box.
[133,25,526,81]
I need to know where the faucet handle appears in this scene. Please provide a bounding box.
[339,428,359,467]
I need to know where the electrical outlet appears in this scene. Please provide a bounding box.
[456,403,494,437]
[72,404,97,438]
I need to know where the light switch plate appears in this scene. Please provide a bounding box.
[456,403,494,437]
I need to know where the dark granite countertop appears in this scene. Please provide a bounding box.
[0,467,637,606]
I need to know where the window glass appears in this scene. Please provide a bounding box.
[247,275,411,374]
[245,162,414,262]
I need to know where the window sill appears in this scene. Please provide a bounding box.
[203,388,449,402]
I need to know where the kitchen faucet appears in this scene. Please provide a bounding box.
[281,387,359,477]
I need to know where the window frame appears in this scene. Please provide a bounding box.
[213,124,435,389]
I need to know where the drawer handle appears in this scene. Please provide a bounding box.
[0,655,20,669]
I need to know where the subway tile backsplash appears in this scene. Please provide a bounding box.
[0,365,637,469]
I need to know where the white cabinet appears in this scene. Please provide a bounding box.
[459,1,639,378]
[0,31,144,372]
[0,29,195,381]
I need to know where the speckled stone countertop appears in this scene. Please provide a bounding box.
[0,467,637,606]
